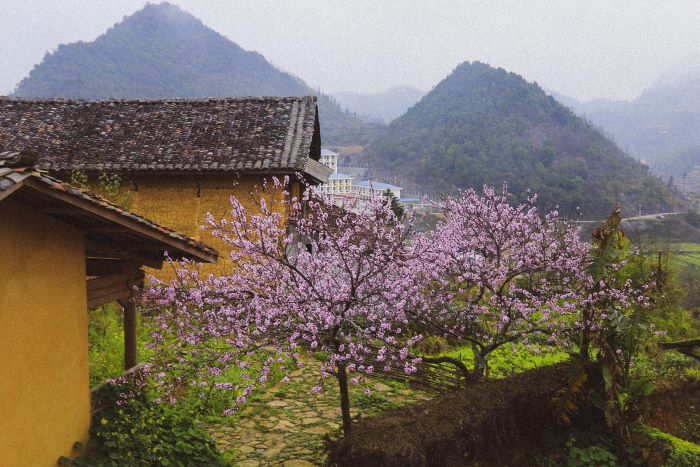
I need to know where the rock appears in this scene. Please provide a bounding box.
[373,382,392,392]
[302,417,321,425]
[263,443,286,459]
[283,460,316,467]
[321,409,341,419]
[268,400,288,407]
[238,445,256,455]
[647,450,665,467]
[273,420,296,430]
[238,461,261,467]
[304,426,328,435]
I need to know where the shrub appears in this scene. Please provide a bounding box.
[65,373,225,466]
[413,336,450,355]
[563,438,619,467]
[634,426,700,467]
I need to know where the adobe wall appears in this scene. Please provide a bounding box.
[0,199,90,465]
[122,174,298,279]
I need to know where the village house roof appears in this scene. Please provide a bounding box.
[0,151,218,267]
[0,96,331,183]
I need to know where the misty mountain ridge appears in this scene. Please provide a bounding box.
[368,61,675,219]
[334,86,426,124]
[556,71,700,179]
[12,2,374,145]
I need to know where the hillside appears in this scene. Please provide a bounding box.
[368,62,675,219]
[562,75,700,180]
[12,2,374,145]
[334,86,426,123]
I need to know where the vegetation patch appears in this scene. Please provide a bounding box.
[327,363,571,466]
[632,425,700,467]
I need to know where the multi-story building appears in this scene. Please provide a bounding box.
[353,180,402,200]
[319,148,339,173]
[318,148,404,202]
[317,148,354,196]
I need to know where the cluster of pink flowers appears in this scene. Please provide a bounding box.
[141,178,648,429]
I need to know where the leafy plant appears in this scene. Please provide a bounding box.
[563,437,619,467]
[64,372,225,466]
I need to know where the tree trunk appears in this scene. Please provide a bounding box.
[336,362,352,436]
[421,356,471,381]
[471,343,487,380]
[580,306,592,364]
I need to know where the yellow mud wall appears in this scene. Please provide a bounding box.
[0,199,90,466]
[121,174,295,280]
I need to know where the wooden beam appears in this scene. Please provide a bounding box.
[85,239,164,269]
[86,258,130,276]
[86,269,144,308]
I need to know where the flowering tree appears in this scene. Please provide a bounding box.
[413,185,591,379]
[145,177,423,435]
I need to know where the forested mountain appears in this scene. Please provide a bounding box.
[12,2,373,145]
[334,86,426,123]
[560,75,700,180]
[368,62,675,219]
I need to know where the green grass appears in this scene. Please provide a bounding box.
[430,343,570,378]
[88,304,153,387]
[665,243,700,268]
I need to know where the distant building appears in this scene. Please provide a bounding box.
[319,172,355,195]
[318,148,403,202]
[353,180,402,200]
[320,148,339,173]
[318,148,354,195]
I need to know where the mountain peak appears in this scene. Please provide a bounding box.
[11,2,365,144]
[368,62,672,218]
[122,2,199,27]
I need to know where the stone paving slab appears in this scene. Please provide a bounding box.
[206,357,430,465]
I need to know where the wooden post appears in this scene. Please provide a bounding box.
[123,298,137,370]
[117,264,143,371]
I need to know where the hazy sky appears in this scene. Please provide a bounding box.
[2,1,700,101]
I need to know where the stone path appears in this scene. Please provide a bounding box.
[206,357,431,466]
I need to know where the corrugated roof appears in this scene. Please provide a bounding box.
[0,97,327,182]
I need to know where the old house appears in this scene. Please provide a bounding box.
[0,151,217,465]
[0,96,331,276]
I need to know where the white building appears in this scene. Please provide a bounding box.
[318,148,403,201]
[353,180,402,200]
[319,172,355,195]
[318,149,354,195]
[319,148,339,173]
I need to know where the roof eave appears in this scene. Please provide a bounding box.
[303,158,333,184]
[20,178,218,264]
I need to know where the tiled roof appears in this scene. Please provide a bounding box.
[0,151,217,262]
[0,97,323,178]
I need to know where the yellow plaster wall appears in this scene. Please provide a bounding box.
[122,174,294,279]
[0,199,90,466]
